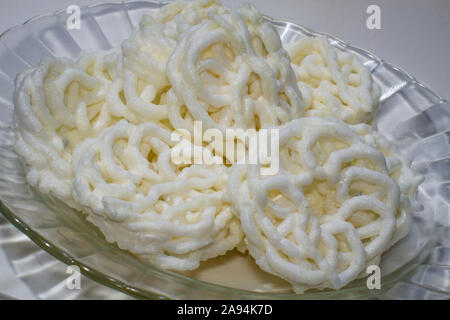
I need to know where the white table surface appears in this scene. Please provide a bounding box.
[0,0,449,299]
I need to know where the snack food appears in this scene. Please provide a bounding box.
[287,37,381,124]
[227,117,421,291]
[12,0,421,292]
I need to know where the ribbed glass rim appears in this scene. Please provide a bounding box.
[0,0,444,299]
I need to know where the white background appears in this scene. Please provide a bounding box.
[0,0,449,299]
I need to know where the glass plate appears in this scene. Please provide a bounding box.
[0,214,133,299]
[0,1,448,300]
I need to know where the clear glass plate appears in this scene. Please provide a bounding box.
[0,1,448,300]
